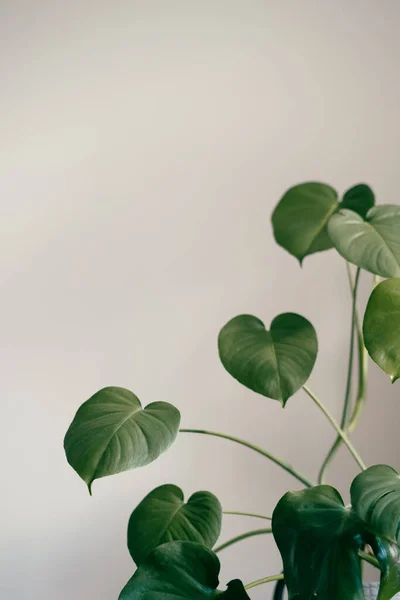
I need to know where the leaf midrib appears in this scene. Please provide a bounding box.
[158,497,188,545]
[304,199,339,258]
[366,217,400,273]
[91,403,142,485]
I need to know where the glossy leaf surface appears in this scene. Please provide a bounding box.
[328,206,400,278]
[64,387,180,493]
[272,486,364,600]
[218,313,318,405]
[119,541,250,600]
[363,278,400,382]
[272,182,339,262]
[351,465,400,600]
[272,182,375,263]
[128,484,222,565]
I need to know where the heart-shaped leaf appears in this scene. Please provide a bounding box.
[351,465,400,600]
[272,182,376,263]
[363,278,400,382]
[328,206,400,278]
[119,541,250,600]
[272,486,365,600]
[272,182,339,263]
[341,183,375,219]
[127,484,222,565]
[64,387,181,493]
[218,313,318,405]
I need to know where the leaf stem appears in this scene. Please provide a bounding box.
[214,528,272,553]
[318,265,363,483]
[373,274,381,287]
[345,274,383,435]
[346,326,368,436]
[223,511,271,521]
[342,265,361,426]
[245,573,284,590]
[179,429,314,488]
[359,550,379,569]
[302,386,366,471]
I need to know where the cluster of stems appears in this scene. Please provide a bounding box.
[180,264,375,592]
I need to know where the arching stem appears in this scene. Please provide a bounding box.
[245,573,284,591]
[214,528,272,553]
[303,386,366,471]
[180,429,314,487]
[223,511,271,521]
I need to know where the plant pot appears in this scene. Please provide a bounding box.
[363,583,400,599]
[275,583,400,599]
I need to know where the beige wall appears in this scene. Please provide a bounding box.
[2,1,400,598]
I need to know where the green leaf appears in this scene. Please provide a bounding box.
[367,537,400,600]
[272,182,376,263]
[218,313,318,405]
[119,541,250,600]
[272,486,364,600]
[271,182,339,263]
[363,278,400,382]
[328,206,400,278]
[351,465,400,600]
[341,183,375,219]
[64,387,181,493]
[127,484,222,565]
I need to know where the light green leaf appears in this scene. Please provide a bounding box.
[272,182,339,263]
[328,206,400,278]
[272,182,376,263]
[64,387,181,493]
[341,183,375,219]
[119,541,250,600]
[127,484,222,565]
[272,486,364,600]
[218,313,318,405]
[351,465,400,600]
[363,278,400,382]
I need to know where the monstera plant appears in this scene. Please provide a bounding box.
[64,182,400,600]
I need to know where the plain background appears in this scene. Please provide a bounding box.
[2,1,400,598]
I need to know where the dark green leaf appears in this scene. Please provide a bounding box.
[64,387,180,493]
[272,486,364,600]
[341,183,375,219]
[218,313,318,405]
[351,465,400,600]
[328,206,400,278]
[128,484,222,565]
[119,541,250,600]
[271,182,339,263]
[368,537,400,600]
[363,278,400,382]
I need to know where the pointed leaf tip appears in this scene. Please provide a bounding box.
[218,313,318,403]
[272,181,376,264]
[272,182,338,262]
[64,387,181,489]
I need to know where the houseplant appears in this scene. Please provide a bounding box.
[64,182,400,599]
